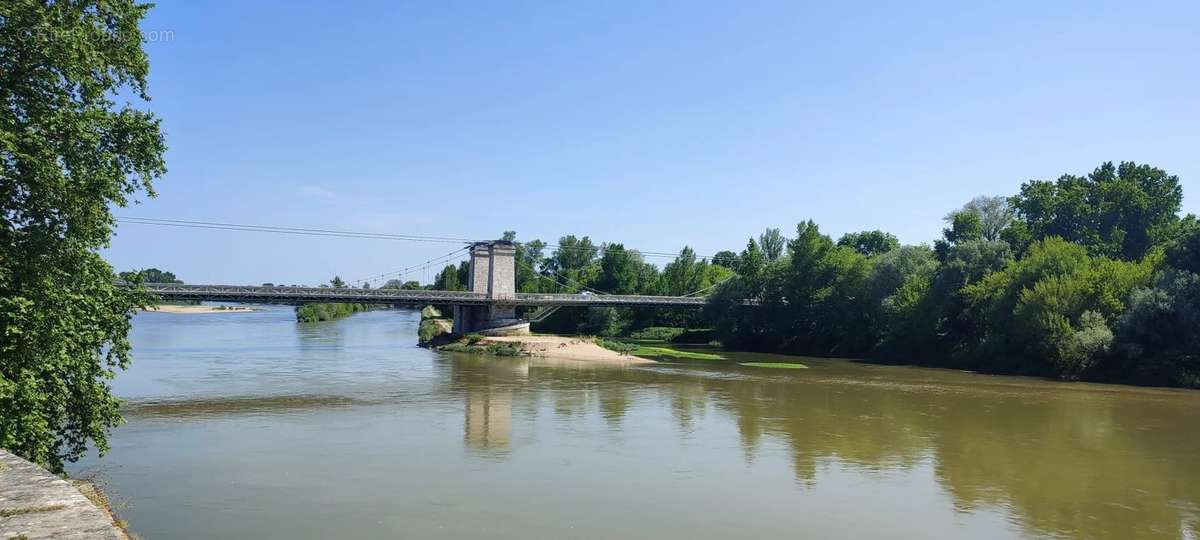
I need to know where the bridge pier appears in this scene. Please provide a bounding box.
[451,241,529,336]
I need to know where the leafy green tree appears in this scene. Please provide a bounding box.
[550,234,598,274]
[1111,270,1200,387]
[1,0,166,472]
[596,244,640,294]
[712,250,739,269]
[330,276,347,288]
[513,235,550,293]
[380,279,423,290]
[433,263,465,291]
[1166,215,1200,274]
[935,211,985,261]
[837,230,899,256]
[956,195,1015,241]
[944,211,984,244]
[119,268,181,283]
[963,238,1152,377]
[738,239,765,278]
[636,262,661,294]
[758,228,785,262]
[1010,161,1182,260]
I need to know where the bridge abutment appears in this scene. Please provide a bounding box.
[451,241,528,336]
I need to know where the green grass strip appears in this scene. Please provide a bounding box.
[739,362,809,369]
[632,346,725,361]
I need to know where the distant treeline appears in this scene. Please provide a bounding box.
[704,162,1199,388]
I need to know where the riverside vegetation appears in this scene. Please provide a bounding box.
[425,162,1198,388]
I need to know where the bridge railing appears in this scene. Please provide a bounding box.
[137,283,492,305]
[133,283,712,308]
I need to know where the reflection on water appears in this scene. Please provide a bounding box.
[72,306,1200,540]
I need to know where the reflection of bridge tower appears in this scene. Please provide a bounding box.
[465,387,512,454]
[457,356,529,456]
[452,241,528,335]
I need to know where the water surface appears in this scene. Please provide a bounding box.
[72,306,1200,539]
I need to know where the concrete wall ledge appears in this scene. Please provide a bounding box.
[0,450,125,540]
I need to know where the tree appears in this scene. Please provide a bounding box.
[330,276,347,288]
[550,235,598,273]
[510,234,549,293]
[935,211,985,260]
[119,268,182,283]
[1166,215,1200,274]
[759,228,785,262]
[962,238,1152,377]
[1010,161,1182,260]
[433,264,464,291]
[956,195,1015,241]
[1,1,167,472]
[712,250,739,269]
[943,211,984,244]
[738,239,765,278]
[837,230,899,256]
[596,244,640,295]
[1111,270,1200,387]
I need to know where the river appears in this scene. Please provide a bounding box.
[70,306,1200,539]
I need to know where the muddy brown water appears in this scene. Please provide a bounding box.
[70,306,1200,539]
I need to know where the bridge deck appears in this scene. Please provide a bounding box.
[138,283,707,308]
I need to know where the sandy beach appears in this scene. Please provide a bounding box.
[145,305,256,314]
[484,335,655,365]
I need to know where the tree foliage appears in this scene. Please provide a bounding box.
[704,162,1194,388]
[119,268,182,284]
[758,228,785,262]
[1009,161,1181,260]
[1,0,167,471]
[837,230,899,256]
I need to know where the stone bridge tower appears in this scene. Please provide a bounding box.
[451,241,528,335]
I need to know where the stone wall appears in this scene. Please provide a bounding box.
[0,450,126,540]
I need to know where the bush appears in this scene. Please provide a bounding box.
[438,340,524,356]
[466,333,484,345]
[419,318,450,344]
[597,338,637,355]
[1110,270,1200,387]
[671,329,717,344]
[486,343,523,356]
[295,303,369,323]
[627,327,685,341]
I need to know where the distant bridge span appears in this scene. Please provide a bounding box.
[140,240,714,334]
[141,283,707,308]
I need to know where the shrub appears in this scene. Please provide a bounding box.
[597,338,637,355]
[627,327,685,341]
[671,329,717,344]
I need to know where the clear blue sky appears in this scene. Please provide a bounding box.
[106,0,1200,285]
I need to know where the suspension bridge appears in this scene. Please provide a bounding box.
[138,239,715,334]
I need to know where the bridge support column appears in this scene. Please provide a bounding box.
[451,241,528,336]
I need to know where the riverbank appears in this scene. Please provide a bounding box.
[146,304,255,314]
[0,450,128,540]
